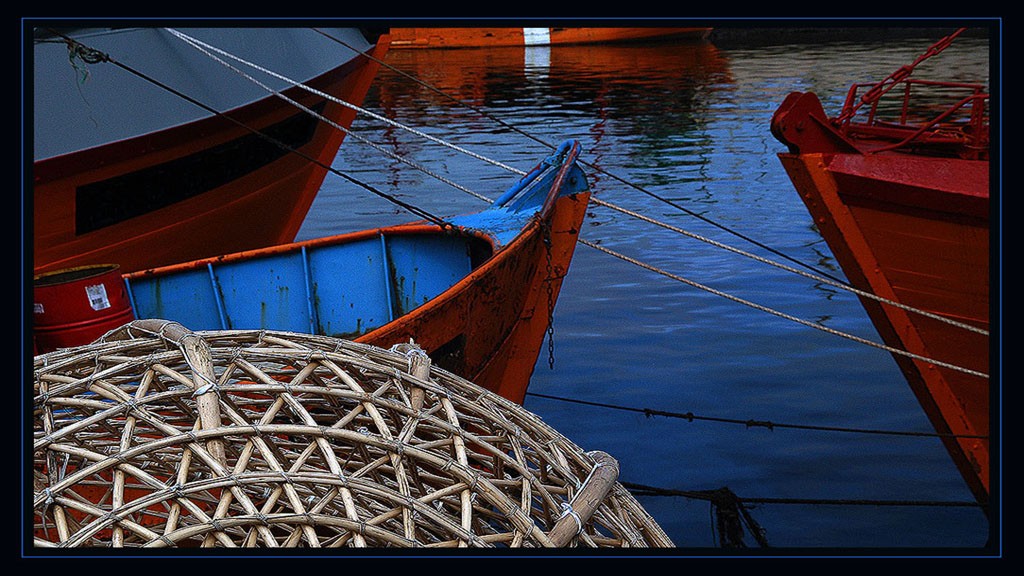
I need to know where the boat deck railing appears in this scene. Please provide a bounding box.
[837,78,989,159]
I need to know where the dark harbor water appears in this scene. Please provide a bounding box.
[295,27,996,553]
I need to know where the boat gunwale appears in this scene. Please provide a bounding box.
[123,223,500,281]
[775,150,990,504]
[33,44,376,177]
[785,151,990,221]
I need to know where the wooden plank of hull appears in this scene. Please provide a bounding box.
[778,152,990,505]
[388,27,711,49]
[33,38,390,275]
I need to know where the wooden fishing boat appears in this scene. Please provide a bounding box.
[769,29,992,507]
[32,26,389,275]
[120,140,591,404]
[388,27,711,49]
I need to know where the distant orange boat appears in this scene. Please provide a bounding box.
[388,27,711,49]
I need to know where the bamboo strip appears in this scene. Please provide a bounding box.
[546,451,620,546]
[32,328,673,548]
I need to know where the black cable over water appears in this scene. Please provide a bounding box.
[526,391,989,440]
[49,30,452,231]
[614,481,982,548]
[314,29,990,358]
[621,482,984,509]
[533,388,989,526]
[315,28,850,286]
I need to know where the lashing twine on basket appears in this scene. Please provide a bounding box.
[32,325,675,547]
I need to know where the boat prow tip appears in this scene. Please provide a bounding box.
[771,91,859,155]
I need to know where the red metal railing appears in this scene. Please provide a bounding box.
[832,28,990,159]
[838,79,989,158]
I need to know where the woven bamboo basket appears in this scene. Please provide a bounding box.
[32,320,674,549]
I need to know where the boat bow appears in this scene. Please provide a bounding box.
[770,31,992,507]
[115,140,591,404]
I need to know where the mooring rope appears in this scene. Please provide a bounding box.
[580,238,988,379]
[163,28,493,204]
[61,27,988,380]
[312,28,990,340]
[302,28,991,376]
[587,197,989,336]
[163,28,527,178]
[312,29,856,281]
[46,29,452,229]
[261,29,993,345]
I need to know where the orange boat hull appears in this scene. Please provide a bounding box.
[356,191,590,403]
[778,151,990,505]
[33,35,390,276]
[117,140,591,405]
[389,27,711,49]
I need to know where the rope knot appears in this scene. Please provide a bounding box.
[66,38,108,64]
[558,502,584,536]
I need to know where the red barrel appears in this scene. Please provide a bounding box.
[33,264,135,354]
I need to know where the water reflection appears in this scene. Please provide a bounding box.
[301,32,994,549]
[372,41,731,186]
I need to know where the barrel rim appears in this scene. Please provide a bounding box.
[33,264,121,287]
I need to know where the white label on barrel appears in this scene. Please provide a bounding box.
[34,302,44,314]
[86,283,112,311]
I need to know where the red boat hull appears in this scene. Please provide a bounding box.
[33,35,390,276]
[772,35,992,505]
[389,27,711,49]
[777,151,990,504]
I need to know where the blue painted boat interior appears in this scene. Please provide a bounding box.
[126,233,486,338]
[124,140,588,338]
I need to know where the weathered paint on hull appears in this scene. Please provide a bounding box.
[359,191,590,403]
[120,192,589,404]
[33,33,390,275]
[33,189,589,540]
[389,27,711,49]
[119,141,591,405]
[778,151,990,505]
